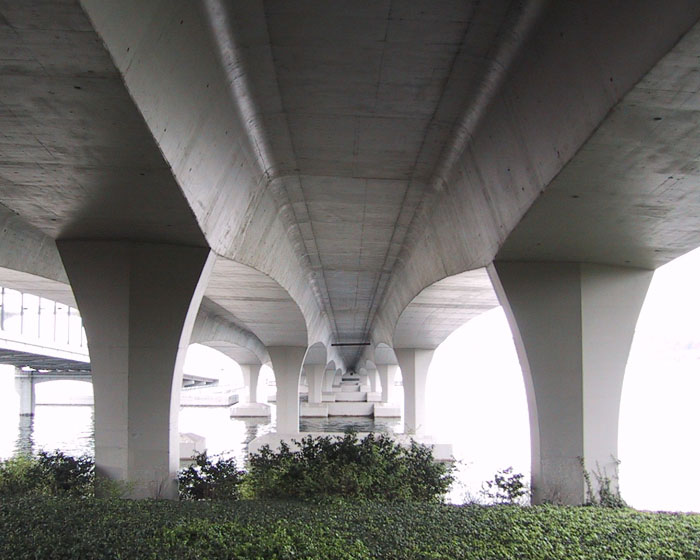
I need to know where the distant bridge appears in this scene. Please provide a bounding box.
[1,330,218,415]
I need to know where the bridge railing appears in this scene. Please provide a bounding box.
[0,287,86,354]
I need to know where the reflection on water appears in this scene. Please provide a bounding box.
[301,416,402,434]
[4,404,468,503]
[6,405,405,464]
[9,406,95,458]
[15,415,34,456]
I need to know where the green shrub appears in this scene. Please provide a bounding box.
[480,467,529,505]
[0,451,94,498]
[37,450,94,497]
[246,432,454,502]
[0,454,48,496]
[178,452,245,501]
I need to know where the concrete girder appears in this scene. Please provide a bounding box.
[0,267,75,309]
[498,20,700,268]
[78,0,341,368]
[57,240,214,499]
[192,303,270,367]
[5,1,698,372]
[0,210,70,293]
[0,1,207,247]
[490,262,653,505]
[370,3,700,357]
[390,267,499,352]
[204,258,308,347]
[2,0,700,503]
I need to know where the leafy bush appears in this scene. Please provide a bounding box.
[37,450,94,497]
[246,432,454,502]
[178,452,245,501]
[480,467,529,505]
[0,454,48,496]
[0,451,93,498]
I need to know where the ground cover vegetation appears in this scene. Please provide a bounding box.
[1,439,698,558]
[1,497,699,559]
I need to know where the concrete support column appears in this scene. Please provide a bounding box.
[267,346,306,434]
[358,368,369,388]
[377,364,397,403]
[368,368,379,393]
[239,364,262,404]
[307,364,325,405]
[491,262,652,505]
[58,240,213,499]
[395,349,435,434]
[322,368,336,392]
[14,368,35,416]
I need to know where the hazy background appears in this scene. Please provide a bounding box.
[1,248,699,511]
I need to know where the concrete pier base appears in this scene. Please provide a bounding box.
[300,403,329,417]
[179,433,206,460]
[327,402,374,416]
[373,403,401,417]
[230,402,271,417]
[335,391,367,402]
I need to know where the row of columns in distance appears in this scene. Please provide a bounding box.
[54,240,653,504]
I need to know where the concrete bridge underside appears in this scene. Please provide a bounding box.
[1,1,700,502]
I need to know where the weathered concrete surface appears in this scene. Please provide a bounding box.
[498,21,700,268]
[396,348,435,434]
[371,2,700,350]
[393,268,499,349]
[491,262,653,504]
[192,302,269,367]
[3,0,700,502]
[58,241,214,499]
[3,1,700,371]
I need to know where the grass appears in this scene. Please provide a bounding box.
[1,496,698,559]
